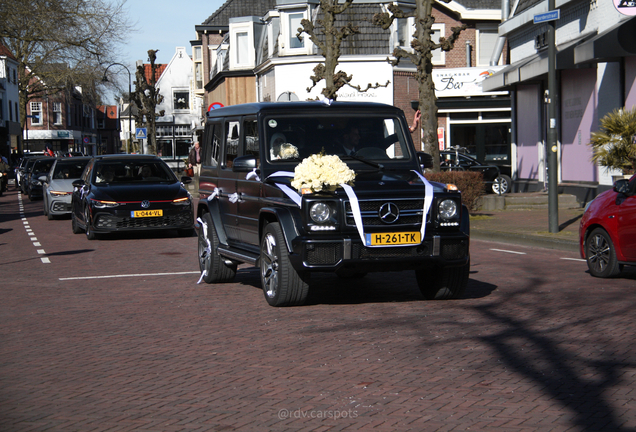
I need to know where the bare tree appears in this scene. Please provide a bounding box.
[299,0,389,100]
[374,1,465,171]
[0,0,133,152]
[131,50,164,155]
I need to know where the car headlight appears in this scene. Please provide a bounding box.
[50,191,71,196]
[438,199,458,220]
[309,202,332,223]
[91,199,120,208]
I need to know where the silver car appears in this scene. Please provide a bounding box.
[42,157,90,220]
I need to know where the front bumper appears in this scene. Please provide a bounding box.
[90,206,194,233]
[48,196,73,215]
[290,231,470,273]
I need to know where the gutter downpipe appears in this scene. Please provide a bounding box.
[489,0,510,66]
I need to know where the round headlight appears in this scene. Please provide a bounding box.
[438,199,458,219]
[309,202,332,223]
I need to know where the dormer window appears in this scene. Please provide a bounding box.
[279,6,312,56]
[229,17,257,70]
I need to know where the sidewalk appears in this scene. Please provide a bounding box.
[470,203,584,253]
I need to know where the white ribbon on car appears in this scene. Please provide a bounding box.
[246,168,260,181]
[207,187,220,201]
[263,170,434,247]
[196,216,211,284]
[228,193,239,203]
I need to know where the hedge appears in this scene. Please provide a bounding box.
[424,171,485,212]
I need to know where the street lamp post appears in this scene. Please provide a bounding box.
[102,63,132,154]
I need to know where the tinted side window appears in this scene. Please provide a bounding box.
[244,118,259,166]
[225,120,240,168]
[202,122,221,168]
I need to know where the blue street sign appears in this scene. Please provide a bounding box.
[136,128,147,139]
[534,9,560,24]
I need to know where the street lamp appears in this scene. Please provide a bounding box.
[102,63,132,154]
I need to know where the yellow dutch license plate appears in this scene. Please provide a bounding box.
[131,210,163,218]
[367,232,421,246]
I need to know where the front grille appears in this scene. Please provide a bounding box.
[352,242,431,259]
[95,212,192,229]
[441,239,469,260]
[306,242,342,265]
[345,198,426,227]
[52,203,71,212]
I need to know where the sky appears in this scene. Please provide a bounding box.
[120,0,225,65]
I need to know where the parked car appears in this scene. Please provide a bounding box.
[25,157,56,200]
[41,157,91,219]
[440,149,511,194]
[196,101,470,307]
[580,176,636,277]
[19,157,43,194]
[70,154,194,240]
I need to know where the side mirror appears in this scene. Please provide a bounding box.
[232,155,258,172]
[181,176,192,184]
[38,175,47,182]
[72,179,85,188]
[614,179,630,194]
[417,152,434,169]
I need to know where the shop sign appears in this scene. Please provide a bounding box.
[57,131,70,138]
[614,0,636,15]
[433,67,507,97]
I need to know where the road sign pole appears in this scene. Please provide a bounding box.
[547,0,559,233]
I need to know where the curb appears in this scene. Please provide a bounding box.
[471,229,579,253]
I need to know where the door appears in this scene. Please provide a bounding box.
[236,117,261,245]
[218,119,241,242]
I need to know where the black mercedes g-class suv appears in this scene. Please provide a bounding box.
[196,101,470,306]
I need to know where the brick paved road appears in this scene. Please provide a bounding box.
[1,189,635,431]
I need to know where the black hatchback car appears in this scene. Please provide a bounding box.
[440,150,511,194]
[26,157,56,200]
[70,155,194,239]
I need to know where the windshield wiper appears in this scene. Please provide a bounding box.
[343,154,384,170]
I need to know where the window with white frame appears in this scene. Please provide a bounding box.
[230,20,255,69]
[174,91,189,111]
[431,24,445,65]
[193,46,203,90]
[477,25,500,66]
[279,8,311,56]
[53,102,63,125]
[30,102,42,125]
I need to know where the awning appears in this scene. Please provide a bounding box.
[482,32,597,91]
[575,17,636,64]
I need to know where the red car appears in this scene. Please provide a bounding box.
[580,177,636,277]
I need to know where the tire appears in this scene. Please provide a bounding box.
[84,206,96,240]
[47,211,54,220]
[197,213,236,283]
[491,174,511,194]
[586,228,621,278]
[71,212,82,234]
[43,196,49,216]
[260,222,309,307]
[416,259,470,300]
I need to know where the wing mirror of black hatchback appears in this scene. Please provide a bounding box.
[417,152,434,170]
[72,179,85,188]
[232,155,258,172]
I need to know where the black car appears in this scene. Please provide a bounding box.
[196,101,470,307]
[440,150,511,194]
[26,157,56,200]
[70,155,195,240]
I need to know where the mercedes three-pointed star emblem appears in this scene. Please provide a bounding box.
[378,202,399,224]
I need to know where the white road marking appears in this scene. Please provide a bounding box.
[59,271,201,281]
[561,257,586,262]
[41,258,51,264]
[489,248,527,255]
[37,249,45,254]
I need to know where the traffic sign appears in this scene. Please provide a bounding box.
[136,128,147,139]
[534,9,560,24]
[83,137,89,144]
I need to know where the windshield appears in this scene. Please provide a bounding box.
[93,160,176,184]
[52,160,89,180]
[265,114,411,164]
